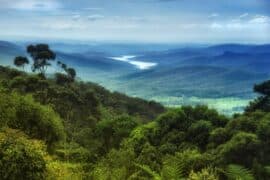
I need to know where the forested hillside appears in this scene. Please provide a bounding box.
[0,44,270,179]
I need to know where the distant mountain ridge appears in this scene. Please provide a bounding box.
[1,40,270,114]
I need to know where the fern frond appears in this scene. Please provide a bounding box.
[225,164,255,180]
[264,166,270,176]
[265,166,270,172]
[176,159,185,177]
[134,163,162,180]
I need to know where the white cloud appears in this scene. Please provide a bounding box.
[210,23,223,29]
[129,17,148,22]
[83,7,103,11]
[231,13,249,22]
[249,15,270,24]
[42,22,73,30]
[210,14,270,31]
[41,21,87,30]
[209,13,219,18]
[72,14,81,21]
[207,13,270,38]
[239,13,249,18]
[9,0,61,11]
[225,23,244,30]
[179,23,198,29]
[87,14,105,21]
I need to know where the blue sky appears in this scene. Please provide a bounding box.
[0,0,269,43]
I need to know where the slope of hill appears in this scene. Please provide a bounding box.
[1,64,270,179]
[121,65,267,98]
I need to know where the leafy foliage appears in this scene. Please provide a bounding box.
[246,80,270,112]
[14,56,29,69]
[225,164,255,180]
[0,91,65,146]
[135,163,162,180]
[0,129,47,180]
[188,168,218,180]
[27,44,56,75]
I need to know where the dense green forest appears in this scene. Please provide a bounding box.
[0,44,270,180]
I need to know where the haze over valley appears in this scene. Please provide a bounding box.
[1,40,270,114]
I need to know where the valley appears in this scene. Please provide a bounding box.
[1,40,269,114]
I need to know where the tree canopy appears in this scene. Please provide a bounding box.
[27,44,56,75]
[14,56,29,69]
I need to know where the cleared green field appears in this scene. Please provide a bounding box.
[150,96,252,115]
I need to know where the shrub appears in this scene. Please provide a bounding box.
[0,129,47,180]
[257,114,270,143]
[157,109,190,134]
[208,128,230,148]
[216,132,260,167]
[0,92,65,146]
[187,120,213,149]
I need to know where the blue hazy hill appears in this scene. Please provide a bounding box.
[56,51,135,72]
[1,41,270,114]
[138,44,270,64]
[0,41,25,65]
[176,52,270,73]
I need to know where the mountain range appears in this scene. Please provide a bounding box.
[0,40,270,114]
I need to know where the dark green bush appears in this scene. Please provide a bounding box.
[0,129,47,180]
[0,91,65,146]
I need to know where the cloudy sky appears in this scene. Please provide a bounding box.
[0,0,269,43]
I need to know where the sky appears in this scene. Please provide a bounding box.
[0,0,269,43]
